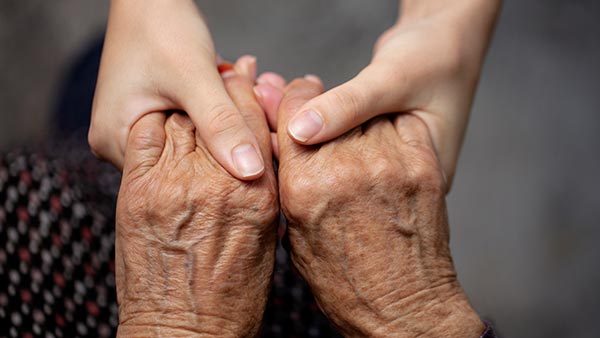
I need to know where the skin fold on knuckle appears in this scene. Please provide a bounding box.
[282,156,362,228]
[205,103,248,140]
[327,85,367,127]
[223,179,279,229]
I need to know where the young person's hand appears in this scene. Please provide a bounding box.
[283,0,501,188]
[90,0,265,180]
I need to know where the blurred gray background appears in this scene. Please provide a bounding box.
[1,1,599,337]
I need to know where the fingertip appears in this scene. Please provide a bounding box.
[231,143,265,180]
[235,55,258,82]
[270,132,279,160]
[304,74,322,86]
[257,72,287,89]
[254,83,284,131]
[123,112,167,175]
[287,109,324,144]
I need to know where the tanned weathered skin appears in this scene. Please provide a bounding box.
[277,79,485,338]
[115,71,278,337]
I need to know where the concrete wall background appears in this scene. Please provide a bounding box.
[1,1,599,337]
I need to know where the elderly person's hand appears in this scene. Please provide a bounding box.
[114,61,278,337]
[276,78,484,337]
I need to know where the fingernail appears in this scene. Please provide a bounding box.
[232,144,264,177]
[221,70,236,79]
[304,74,322,85]
[288,110,323,142]
[218,62,236,79]
[236,55,257,81]
[218,62,235,74]
[257,72,286,89]
[243,56,257,81]
[253,86,265,100]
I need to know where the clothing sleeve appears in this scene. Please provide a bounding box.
[481,321,498,338]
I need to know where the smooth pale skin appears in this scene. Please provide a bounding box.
[276,78,484,337]
[90,0,266,179]
[90,0,501,191]
[115,65,278,337]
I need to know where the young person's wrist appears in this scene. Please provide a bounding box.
[398,0,502,30]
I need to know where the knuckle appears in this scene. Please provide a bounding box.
[365,156,396,183]
[205,103,246,138]
[130,126,165,153]
[403,154,445,196]
[280,174,320,221]
[225,179,279,226]
[328,86,364,124]
[281,157,362,222]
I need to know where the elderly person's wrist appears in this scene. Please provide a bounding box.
[114,217,269,338]
[371,283,484,338]
[116,312,256,338]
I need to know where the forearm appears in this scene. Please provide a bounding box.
[368,284,485,338]
[398,0,502,61]
[399,0,502,22]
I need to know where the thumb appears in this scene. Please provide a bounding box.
[287,64,411,145]
[122,112,166,178]
[182,63,266,180]
[277,77,324,162]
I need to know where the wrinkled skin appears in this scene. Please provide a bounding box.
[276,79,484,337]
[115,70,278,337]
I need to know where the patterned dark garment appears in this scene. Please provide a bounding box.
[0,143,341,337]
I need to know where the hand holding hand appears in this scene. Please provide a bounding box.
[115,62,277,337]
[284,0,501,188]
[90,0,266,180]
[276,78,483,337]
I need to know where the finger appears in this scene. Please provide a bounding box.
[217,61,235,77]
[234,55,258,82]
[287,64,412,145]
[393,114,436,154]
[163,112,196,161]
[182,66,265,180]
[271,132,279,160]
[392,114,447,188]
[257,72,287,90]
[222,67,272,164]
[254,83,284,131]
[122,112,166,177]
[277,78,324,162]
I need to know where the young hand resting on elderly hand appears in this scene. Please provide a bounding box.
[115,58,278,337]
[91,0,500,191]
[103,0,501,336]
[115,57,488,337]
